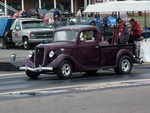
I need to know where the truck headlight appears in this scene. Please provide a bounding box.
[30,33,36,38]
[28,51,34,58]
[49,50,54,58]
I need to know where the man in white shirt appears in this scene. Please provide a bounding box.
[76,9,82,25]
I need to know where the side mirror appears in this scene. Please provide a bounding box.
[15,27,20,31]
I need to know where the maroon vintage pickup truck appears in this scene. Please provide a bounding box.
[20,25,138,79]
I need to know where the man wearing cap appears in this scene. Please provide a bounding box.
[114,17,129,44]
[128,18,141,43]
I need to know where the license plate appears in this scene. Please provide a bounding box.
[43,40,50,44]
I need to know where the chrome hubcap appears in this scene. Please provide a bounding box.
[62,63,71,77]
[121,59,130,72]
[24,41,28,48]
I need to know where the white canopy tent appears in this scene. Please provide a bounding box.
[84,1,150,13]
[84,1,150,29]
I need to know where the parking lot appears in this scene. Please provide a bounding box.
[0,40,29,62]
[0,40,30,71]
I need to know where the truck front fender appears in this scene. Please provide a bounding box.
[47,54,81,69]
[22,57,34,68]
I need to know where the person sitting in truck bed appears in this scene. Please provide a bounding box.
[128,18,141,43]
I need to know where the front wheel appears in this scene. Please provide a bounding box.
[114,56,133,75]
[56,60,73,79]
[26,70,40,79]
[23,37,30,49]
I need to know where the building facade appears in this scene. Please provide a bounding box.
[0,0,101,16]
[0,0,114,16]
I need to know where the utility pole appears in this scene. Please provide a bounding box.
[54,0,56,9]
[21,0,24,10]
[39,0,41,9]
[4,0,7,15]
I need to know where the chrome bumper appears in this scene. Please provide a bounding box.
[19,66,53,72]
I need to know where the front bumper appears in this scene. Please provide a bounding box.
[19,66,53,72]
[28,38,51,43]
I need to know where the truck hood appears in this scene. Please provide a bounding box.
[37,41,75,50]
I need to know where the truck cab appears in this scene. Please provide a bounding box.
[20,25,137,79]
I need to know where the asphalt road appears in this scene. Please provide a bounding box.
[1,85,150,113]
[0,63,150,113]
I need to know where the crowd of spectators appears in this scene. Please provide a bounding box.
[11,8,142,45]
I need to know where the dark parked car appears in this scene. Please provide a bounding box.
[38,9,49,19]
[20,25,138,79]
[27,9,39,18]
[27,8,49,19]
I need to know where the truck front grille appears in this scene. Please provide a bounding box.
[35,48,44,67]
[36,32,53,39]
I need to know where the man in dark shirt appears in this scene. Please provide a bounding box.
[107,18,129,45]
[53,9,61,21]
[21,10,27,17]
[114,17,130,44]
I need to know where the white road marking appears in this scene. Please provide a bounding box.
[0,72,25,77]
[1,78,150,95]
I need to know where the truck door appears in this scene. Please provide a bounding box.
[12,21,21,43]
[77,30,99,68]
[99,45,118,67]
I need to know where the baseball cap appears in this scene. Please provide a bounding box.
[129,18,135,22]
[117,17,122,22]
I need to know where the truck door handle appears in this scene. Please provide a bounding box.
[95,46,99,48]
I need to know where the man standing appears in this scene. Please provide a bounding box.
[76,9,82,25]
[128,18,141,43]
[53,9,61,21]
[21,10,27,17]
[114,18,130,44]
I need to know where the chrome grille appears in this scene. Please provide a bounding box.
[35,48,44,67]
[35,32,53,39]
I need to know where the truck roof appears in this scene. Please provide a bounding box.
[56,25,98,32]
[15,18,41,22]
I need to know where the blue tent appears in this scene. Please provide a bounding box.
[0,18,14,37]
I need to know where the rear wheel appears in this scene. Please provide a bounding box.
[1,37,8,49]
[2,31,14,49]
[26,70,40,79]
[1,35,11,49]
[114,55,132,75]
[56,60,73,79]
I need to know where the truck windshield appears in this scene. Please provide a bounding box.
[53,30,77,42]
[22,21,48,29]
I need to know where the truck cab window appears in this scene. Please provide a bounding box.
[80,31,95,42]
